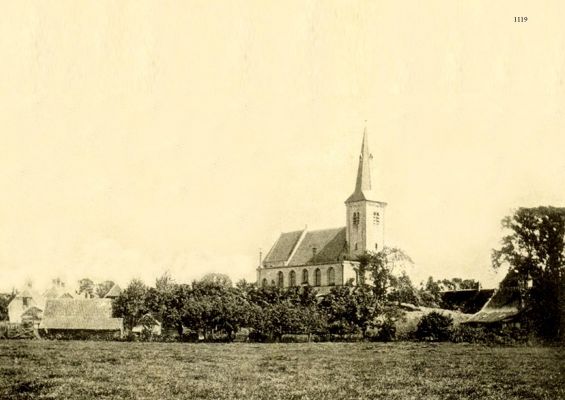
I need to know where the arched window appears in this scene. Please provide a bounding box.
[277,271,284,288]
[262,278,268,288]
[354,243,358,251]
[271,280,276,287]
[375,243,378,250]
[373,212,380,225]
[302,269,309,285]
[314,268,321,286]
[327,267,335,286]
[289,270,296,287]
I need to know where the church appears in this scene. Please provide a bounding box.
[256,131,387,295]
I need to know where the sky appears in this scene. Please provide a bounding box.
[0,1,563,292]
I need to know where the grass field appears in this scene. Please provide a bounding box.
[0,341,563,399]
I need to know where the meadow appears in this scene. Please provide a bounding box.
[0,340,562,400]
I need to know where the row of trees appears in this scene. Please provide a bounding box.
[111,249,483,341]
[112,249,421,341]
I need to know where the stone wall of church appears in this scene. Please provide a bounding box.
[257,261,359,295]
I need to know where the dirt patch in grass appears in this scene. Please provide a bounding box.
[0,341,562,399]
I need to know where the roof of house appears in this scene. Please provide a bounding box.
[104,284,122,298]
[463,287,522,324]
[440,289,496,314]
[39,298,122,331]
[21,306,43,321]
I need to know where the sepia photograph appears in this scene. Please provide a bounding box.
[0,1,563,399]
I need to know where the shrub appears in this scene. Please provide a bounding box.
[415,312,453,341]
[450,324,534,345]
[248,329,269,343]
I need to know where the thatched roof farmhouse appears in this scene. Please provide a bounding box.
[39,298,123,339]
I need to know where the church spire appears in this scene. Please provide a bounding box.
[346,128,375,203]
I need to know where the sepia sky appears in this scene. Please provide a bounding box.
[0,1,564,292]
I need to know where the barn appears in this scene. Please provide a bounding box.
[39,298,123,340]
[462,286,522,328]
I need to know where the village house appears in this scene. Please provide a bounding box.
[257,130,388,295]
[8,285,45,324]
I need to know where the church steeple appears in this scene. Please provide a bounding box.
[346,128,376,203]
[345,128,386,258]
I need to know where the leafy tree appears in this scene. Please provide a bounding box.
[0,290,16,321]
[319,286,360,336]
[77,278,95,298]
[155,270,176,293]
[199,273,232,288]
[112,279,148,330]
[415,311,453,341]
[492,206,565,339]
[418,277,442,307]
[354,248,413,337]
[95,280,115,298]
[388,272,420,305]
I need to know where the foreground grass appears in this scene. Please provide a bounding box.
[0,341,563,400]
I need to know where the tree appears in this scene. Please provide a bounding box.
[492,206,565,339]
[77,278,95,298]
[112,279,148,330]
[319,286,359,336]
[155,270,176,293]
[388,272,419,305]
[95,280,115,298]
[415,311,453,341]
[418,277,442,307]
[0,290,16,321]
[199,273,232,288]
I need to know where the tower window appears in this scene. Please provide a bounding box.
[373,212,380,225]
[375,243,378,250]
[355,243,358,251]
[353,212,360,225]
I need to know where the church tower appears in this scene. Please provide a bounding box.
[345,130,387,259]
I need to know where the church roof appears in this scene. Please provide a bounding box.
[288,227,347,266]
[346,129,381,203]
[264,227,347,267]
[263,230,304,263]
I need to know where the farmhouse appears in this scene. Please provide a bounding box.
[39,298,123,339]
[8,286,45,324]
[257,131,387,295]
[463,272,523,328]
